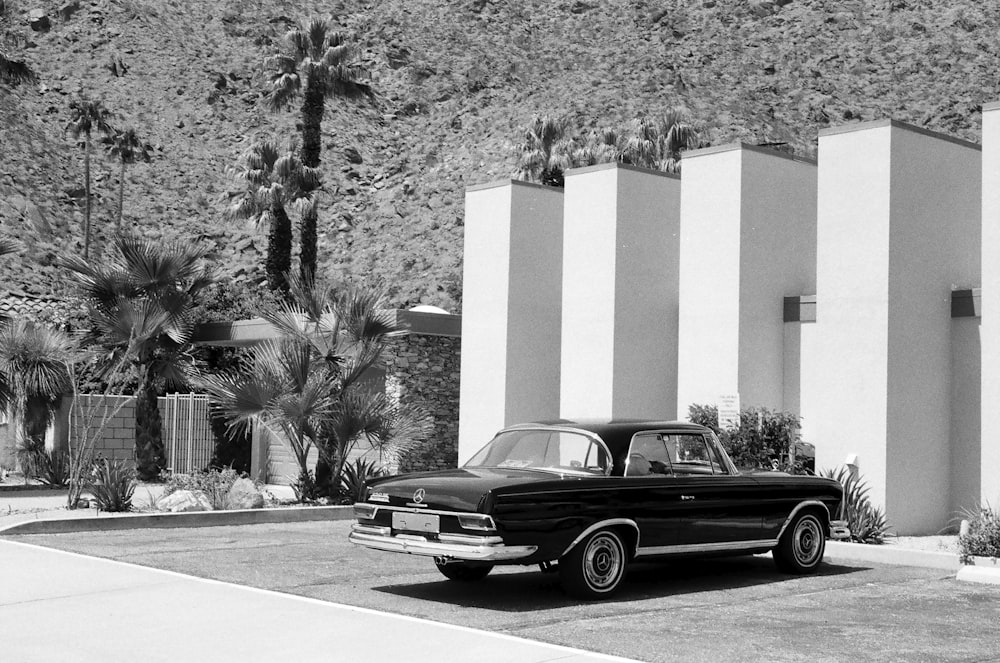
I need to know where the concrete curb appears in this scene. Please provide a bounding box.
[825,540,961,572]
[0,505,355,535]
[956,556,1000,585]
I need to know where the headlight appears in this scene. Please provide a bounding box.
[457,513,497,531]
[354,503,379,520]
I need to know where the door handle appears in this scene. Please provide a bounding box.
[680,495,695,501]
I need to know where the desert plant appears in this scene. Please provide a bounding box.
[958,502,1000,561]
[821,466,891,544]
[0,51,35,85]
[512,115,574,187]
[0,464,9,483]
[65,95,115,259]
[104,127,152,229]
[226,138,318,294]
[37,449,70,486]
[619,110,698,173]
[163,467,242,510]
[14,437,45,479]
[265,18,373,280]
[340,456,387,504]
[62,233,213,480]
[87,458,137,512]
[688,403,806,473]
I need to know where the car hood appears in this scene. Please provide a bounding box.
[365,467,569,513]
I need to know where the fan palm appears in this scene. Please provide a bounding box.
[202,275,425,499]
[513,115,575,187]
[65,96,115,259]
[227,138,319,294]
[104,128,152,229]
[0,320,75,474]
[620,110,698,173]
[265,18,373,281]
[62,233,213,480]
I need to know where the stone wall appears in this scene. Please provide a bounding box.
[385,334,461,473]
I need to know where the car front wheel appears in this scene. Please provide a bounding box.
[773,511,826,574]
[434,560,494,581]
[559,529,628,599]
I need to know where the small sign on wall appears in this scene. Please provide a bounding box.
[717,393,740,430]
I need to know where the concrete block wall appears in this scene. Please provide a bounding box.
[70,394,137,464]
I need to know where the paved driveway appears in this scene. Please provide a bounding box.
[10,521,1000,663]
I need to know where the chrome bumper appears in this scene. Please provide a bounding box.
[349,524,537,561]
[830,520,851,540]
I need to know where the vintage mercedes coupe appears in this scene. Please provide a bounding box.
[349,419,850,599]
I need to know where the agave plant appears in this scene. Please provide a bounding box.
[87,458,137,512]
[821,466,891,544]
[340,456,387,504]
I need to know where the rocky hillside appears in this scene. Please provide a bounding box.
[2,0,998,312]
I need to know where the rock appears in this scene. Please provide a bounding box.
[344,146,363,164]
[570,1,596,13]
[225,478,264,510]
[158,489,213,512]
[29,9,50,32]
[59,1,80,20]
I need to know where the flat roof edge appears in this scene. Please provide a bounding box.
[820,119,981,151]
[466,178,562,194]
[565,161,680,180]
[685,142,817,165]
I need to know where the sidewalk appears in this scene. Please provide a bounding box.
[0,539,640,663]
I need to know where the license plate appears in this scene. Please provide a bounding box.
[392,511,440,534]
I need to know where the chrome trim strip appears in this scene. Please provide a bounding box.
[776,500,832,541]
[635,539,777,557]
[356,504,490,519]
[559,518,641,558]
[349,526,537,561]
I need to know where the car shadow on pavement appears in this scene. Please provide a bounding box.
[372,555,870,611]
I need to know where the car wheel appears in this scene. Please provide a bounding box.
[434,561,494,581]
[773,511,826,574]
[559,529,628,599]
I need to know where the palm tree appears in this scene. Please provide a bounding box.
[227,138,319,294]
[62,234,213,480]
[104,128,152,229]
[0,51,35,86]
[65,96,115,259]
[572,128,624,168]
[620,110,698,173]
[513,115,575,187]
[0,320,75,476]
[202,275,425,499]
[265,18,373,281]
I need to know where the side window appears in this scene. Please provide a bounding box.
[555,432,607,471]
[625,433,673,476]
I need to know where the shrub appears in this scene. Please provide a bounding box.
[959,503,1000,561]
[87,459,137,512]
[340,457,388,504]
[14,437,45,479]
[37,449,70,487]
[164,467,242,510]
[821,466,891,544]
[688,403,809,474]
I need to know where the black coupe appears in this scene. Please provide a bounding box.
[349,419,850,599]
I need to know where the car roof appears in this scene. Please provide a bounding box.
[502,419,711,456]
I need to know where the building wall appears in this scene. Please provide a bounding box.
[807,121,981,534]
[562,163,681,420]
[458,180,563,464]
[677,145,816,416]
[982,103,1000,507]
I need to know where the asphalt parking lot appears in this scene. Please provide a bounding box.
[11,520,1000,663]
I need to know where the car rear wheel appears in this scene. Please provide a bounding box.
[434,561,494,581]
[559,529,628,599]
[773,511,826,574]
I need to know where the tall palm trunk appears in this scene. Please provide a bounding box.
[134,362,166,480]
[267,202,293,294]
[300,77,326,168]
[83,135,92,259]
[299,208,317,282]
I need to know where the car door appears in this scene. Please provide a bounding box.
[620,432,685,550]
[665,433,764,546]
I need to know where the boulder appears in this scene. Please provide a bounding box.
[225,477,264,510]
[158,489,213,512]
[28,9,50,32]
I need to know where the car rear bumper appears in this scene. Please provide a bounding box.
[349,524,538,561]
[830,520,851,540]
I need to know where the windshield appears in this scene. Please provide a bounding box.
[465,428,610,476]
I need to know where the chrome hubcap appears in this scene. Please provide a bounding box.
[584,534,623,590]
[793,517,822,565]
